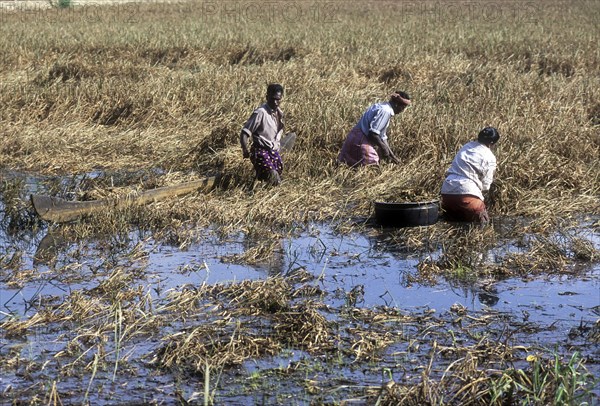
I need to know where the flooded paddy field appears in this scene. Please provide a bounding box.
[0,174,598,405]
[1,1,599,404]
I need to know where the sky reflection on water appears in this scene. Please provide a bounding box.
[3,220,597,332]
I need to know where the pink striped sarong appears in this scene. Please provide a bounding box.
[338,126,379,167]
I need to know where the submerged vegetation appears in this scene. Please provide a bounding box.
[0,0,599,404]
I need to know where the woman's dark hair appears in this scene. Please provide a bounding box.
[395,90,410,100]
[478,127,500,145]
[267,83,284,96]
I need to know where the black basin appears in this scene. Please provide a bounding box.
[374,200,439,227]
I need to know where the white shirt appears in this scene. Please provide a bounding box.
[441,141,497,201]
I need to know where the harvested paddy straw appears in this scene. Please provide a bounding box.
[0,0,598,404]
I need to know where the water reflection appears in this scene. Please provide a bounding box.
[0,172,598,336]
[478,291,500,307]
[33,231,63,265]
[240,234,287,276]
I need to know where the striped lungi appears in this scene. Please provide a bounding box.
[338,126,379,167]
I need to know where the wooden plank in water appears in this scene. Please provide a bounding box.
[31,175,217,223]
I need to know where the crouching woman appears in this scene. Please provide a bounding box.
[440,127,500,224]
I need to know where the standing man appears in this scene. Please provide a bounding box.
[240,84,285,186]
[440,127,501,223]
[338,91,411,167]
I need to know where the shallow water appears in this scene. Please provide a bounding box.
[3,170,595,324]
[3,222,598,325]
[0,175,598,403]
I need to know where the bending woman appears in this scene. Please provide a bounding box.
[338,91,411,167]
[440,127,500,223]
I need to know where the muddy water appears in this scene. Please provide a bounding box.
[3,222,598,325]
[0,176,598,403]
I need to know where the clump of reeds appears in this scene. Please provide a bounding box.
[371,345,594,405]
[150,325,281,374]
[273,301,334,352]
[149,276,336,374]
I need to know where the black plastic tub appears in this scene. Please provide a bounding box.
[374,200,439,227]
